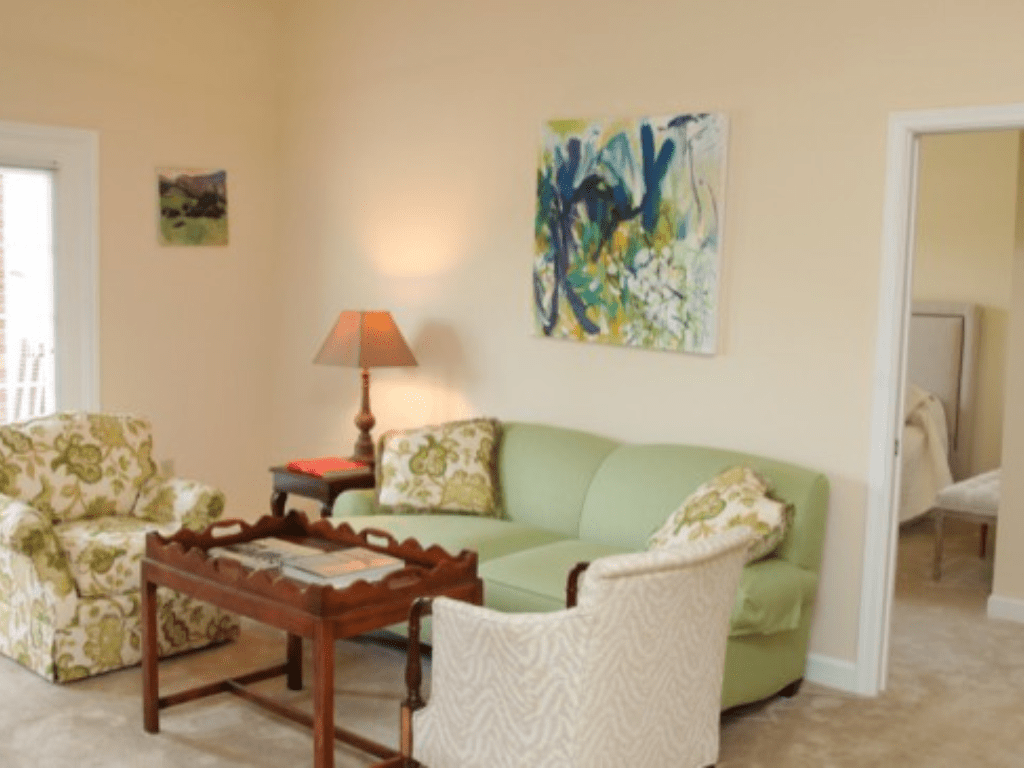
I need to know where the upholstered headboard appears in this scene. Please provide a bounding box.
[907,300,980,481]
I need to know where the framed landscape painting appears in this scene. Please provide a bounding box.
[158,168,228,246]
[533,112,727,354]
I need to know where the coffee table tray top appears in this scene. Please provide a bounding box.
[145,510,479,615]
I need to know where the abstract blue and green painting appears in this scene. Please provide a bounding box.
[533,113,726,354]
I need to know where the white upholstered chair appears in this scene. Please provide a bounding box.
[390,526,751,768]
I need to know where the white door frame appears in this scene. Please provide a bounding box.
[0,119,99,413]
[861,102,1024,695]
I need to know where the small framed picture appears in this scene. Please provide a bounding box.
[158,168,228,246]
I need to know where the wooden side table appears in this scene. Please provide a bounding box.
[270,465,375,518]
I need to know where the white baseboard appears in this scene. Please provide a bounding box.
[987,594,1024,624]
[808,595,1024,697]
[805,653,861,695]
[807,596,1024,696]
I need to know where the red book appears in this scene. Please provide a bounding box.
[286,457,369,477]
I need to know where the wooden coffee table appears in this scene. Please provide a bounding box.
[140,510,482,768]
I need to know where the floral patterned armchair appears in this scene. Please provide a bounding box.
[0,412,239,682]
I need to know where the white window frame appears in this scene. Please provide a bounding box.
[0,119,99,414]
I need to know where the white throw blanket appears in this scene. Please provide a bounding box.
[900,382,954,521]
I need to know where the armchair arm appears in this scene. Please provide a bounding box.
[0,494,76,599]
[398,597,434,764]
[565,561,590,608]
[134,477,226,531]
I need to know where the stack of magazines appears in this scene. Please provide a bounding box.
[209,537,404,588]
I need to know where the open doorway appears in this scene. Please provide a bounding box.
[860,103,1024,698]
[891,129,1014,627]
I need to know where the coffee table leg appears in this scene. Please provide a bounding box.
[271,489,287,517]
[141,573,160,733]
[311,622,334,768]
[287,633,303,690]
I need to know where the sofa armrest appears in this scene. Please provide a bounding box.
[133,477,226,531]
[332,488,379,517]
[0,493,76,599]
[729,556,818,637]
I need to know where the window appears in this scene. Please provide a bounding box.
[0,168,56,421]
[0,121,98,424]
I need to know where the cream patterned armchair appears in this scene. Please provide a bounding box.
[393,527,751,768]
[0,412,239,682]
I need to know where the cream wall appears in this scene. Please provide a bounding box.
[273,0,1024,669]
[0,1,283,514]
[912,131,1017,475]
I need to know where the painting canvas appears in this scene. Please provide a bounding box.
[158,168,228,246]
[533,113,727,354]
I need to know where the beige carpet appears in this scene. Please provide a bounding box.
[719,517,1023,767]
[1,518,1020,767]
[0,623,407,767]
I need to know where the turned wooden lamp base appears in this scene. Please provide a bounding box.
[352,367,376,466]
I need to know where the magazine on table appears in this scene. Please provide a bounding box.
[209,538,405,588]
[209,537,324,570]
[282,547,405,588]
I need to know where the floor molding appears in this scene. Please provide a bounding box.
[806,652,861,695]
[987,594,1024,624]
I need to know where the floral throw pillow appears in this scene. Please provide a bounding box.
[376,418,503,517]
[647,466,793,563]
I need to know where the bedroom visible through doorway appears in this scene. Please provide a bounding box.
[896,130,1015,559]
[863,103,1024,700]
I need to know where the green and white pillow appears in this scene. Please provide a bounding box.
[648,466,792,563]
[376,418,503,518]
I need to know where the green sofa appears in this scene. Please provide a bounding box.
[332,421,829,710]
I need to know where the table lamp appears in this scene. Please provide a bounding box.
[313,310,417,465]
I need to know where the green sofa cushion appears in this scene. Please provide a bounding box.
[335,514,568,564]
[497,422,617,536]
[480,539,628,613]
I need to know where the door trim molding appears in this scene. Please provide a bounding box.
[862,102,1024,696]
